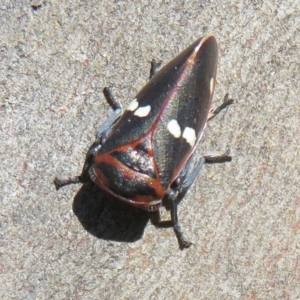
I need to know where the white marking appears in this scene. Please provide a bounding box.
[167,119,181,138]
[194,42,201,53]
[127,98,139,111]
[134,105,151,117]
[182,127,197,147]
[210,78,214,94]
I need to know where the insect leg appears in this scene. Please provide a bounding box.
[150,187,194,249]
[54,144,95,190]
[95,87,123,142]
[208,93,233,121]
[165,189,193,249]
[54,88,123,190]
[170,148,231,205]
[156,149,231,244]
[172,156,205,206]
[204,149,232,163]
[54,174,83,190]
[149,59,162,79]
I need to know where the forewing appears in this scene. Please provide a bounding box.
[152,35,218,188]
[100,35,218,190]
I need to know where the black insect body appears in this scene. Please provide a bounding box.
[55,35,233,249]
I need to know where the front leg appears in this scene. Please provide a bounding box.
[54,87,123,190]
[95,87,123,143]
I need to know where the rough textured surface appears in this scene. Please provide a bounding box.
[1,1,299,299]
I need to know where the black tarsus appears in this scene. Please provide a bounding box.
[208,93,234,121]
[54,176,82,191]
[204,149,232,163]
[102,87,122,111]
[151,191,193,249]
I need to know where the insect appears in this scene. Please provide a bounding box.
[54,35,233,249]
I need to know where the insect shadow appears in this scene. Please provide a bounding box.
[72,181,149,243]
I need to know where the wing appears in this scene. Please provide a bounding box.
[100,35,218,189]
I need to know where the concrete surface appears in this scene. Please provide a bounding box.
[1,0,299,299]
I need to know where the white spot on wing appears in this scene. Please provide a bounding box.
[182,127,197,147]
[134,105,151,117]
[210,78,214,94]
[167,119,181,138]
[127,98,139,111]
